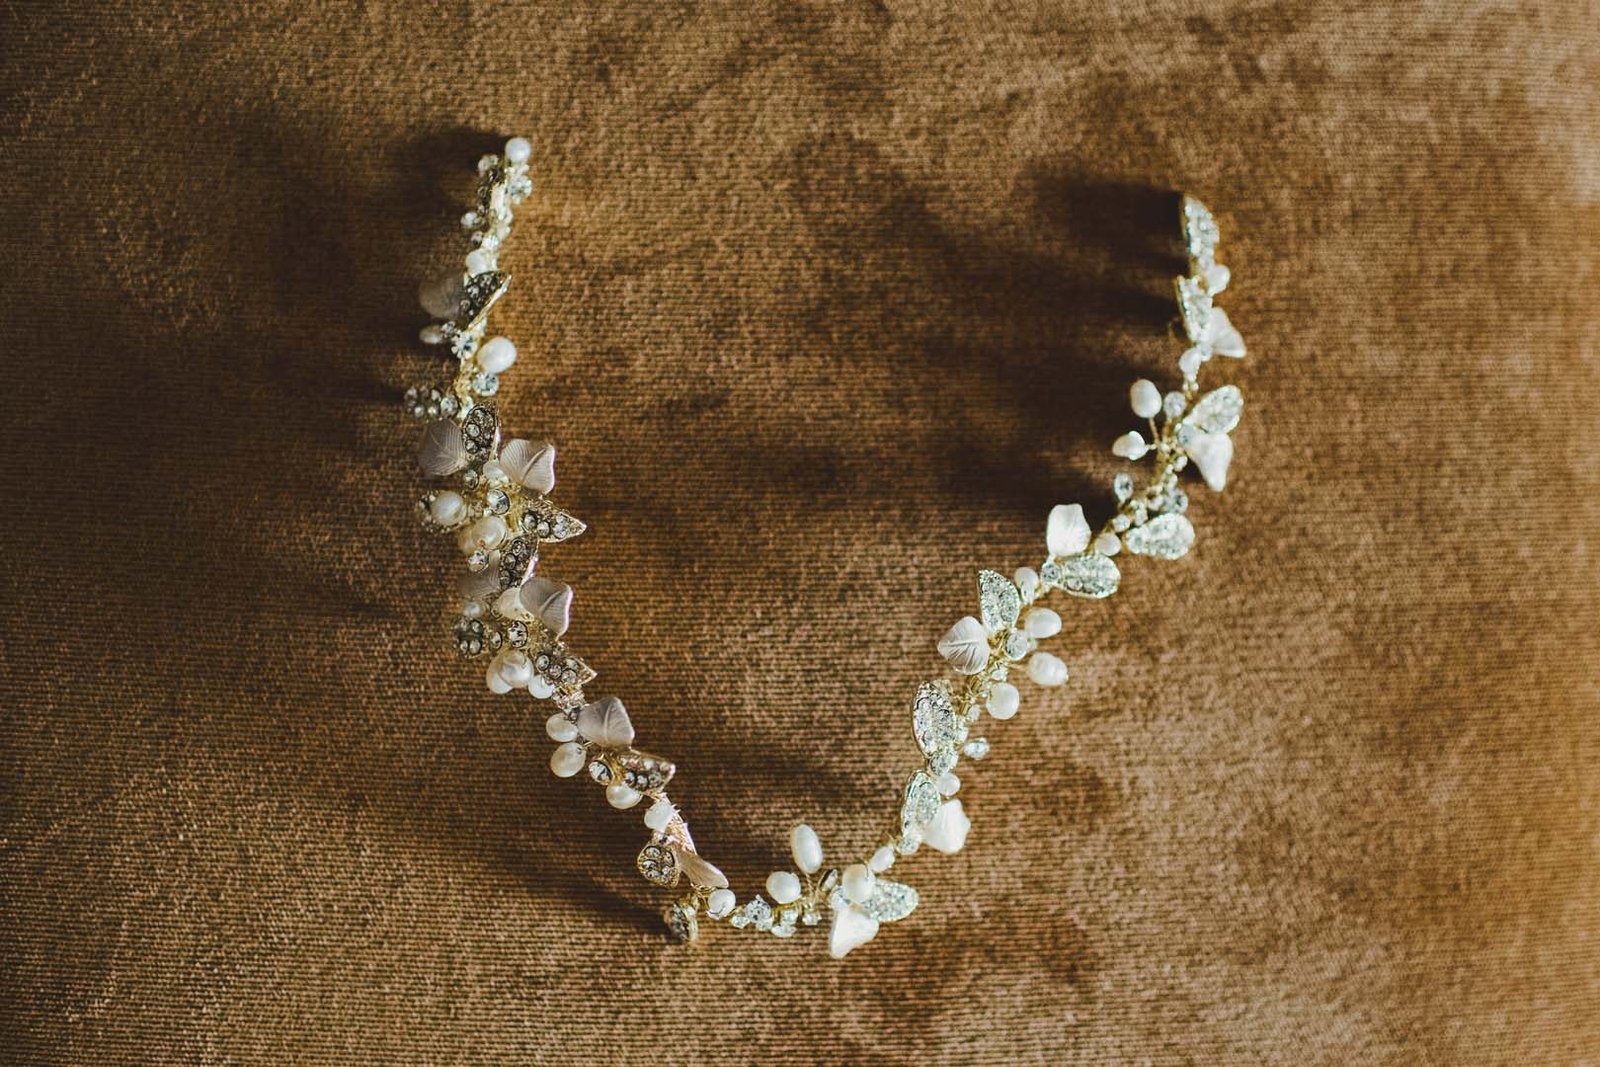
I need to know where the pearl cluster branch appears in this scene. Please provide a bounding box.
[402,140,1248,958]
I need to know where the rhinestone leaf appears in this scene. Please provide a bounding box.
[1040,552,1121,599]
[1182,195,1219,261]
[1176,276,1211,343]
[636,841,680,887]
[456,270,510,328]
[1182,385,1244,436]
[899,771,941,850]
[911,682,960,758]
[662,901,698,943]
[520,498,587,544]
[976,570,1022,634]
[615,750,676,794]
[1124,513,1196,560]
[858,878,920,923]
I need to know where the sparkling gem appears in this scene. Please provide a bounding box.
[1040,552,1121,599]
[962,737,991,760]
[1123,513,1196,559]
[976,570,1021,634]
[911,682,960,758]
[1113,472,1134,501]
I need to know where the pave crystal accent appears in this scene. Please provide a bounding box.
[858,878,920,922]
[1123,513,1196,560]
[1041,552,1122,599]
[637,841,680,887]
[911,683,960,758]
[1182,385,1244,435]
[977,569,1022,633]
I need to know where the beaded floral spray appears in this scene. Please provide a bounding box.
[403,137,1248,958]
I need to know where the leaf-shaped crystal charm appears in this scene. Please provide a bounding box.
[1182,195,1219,262]
[662,901,698,943]
[1040,552,1121,599]
[497,536,537,588]
[615,750,676,794]
[531,646,596,693]
[1176,275,1212,343]
[911,682,960,758]
[636,840,680,887]
[977,570,1021,634]
[1182,385,1243,435]
[461,404,500,459]
[936,616,989,675]
[577,695,634,747]
[519,498,587,543]
[858,878,920,923]
[898,771,941,853]
[456,270,510,329]
[1124,513,1196,560]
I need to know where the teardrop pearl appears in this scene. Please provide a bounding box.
[1130,379,1163,419]
[550,741,585,778]
[987,682,1020,720]
[937,772,961,796]
[1112,431,1148,460]
[1014,566,1040,603]
[766,871,802,905]
[644,798,676,832]
[868,845,896,873]
[842,863,875,904]
[545,714,577,742]
[1028,651,1069,687]
[477,336,518,374]
[605,783,642,810]
[790,823,823,875]
[1023,607,1062,639]
[429,491,467,527]
[485,665,511,694]
[491,649,531,688]
[706,888,736,918]
[504,136,532,164]
[472,515,507,550]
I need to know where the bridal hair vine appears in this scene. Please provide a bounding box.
[402,136,1248,958]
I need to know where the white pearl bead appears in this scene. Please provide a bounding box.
[1094,532,1122,556]
[644,798,676,832]
[868,845,896,873]
[485,665,511,694]
[1028,651,1069,687]
[605,782,642,810]
[491,649,531,688]
[550,741,585,778]
[937,771,961,796]
[766,870,802,905]
[504,136,532,164]
[790,823,823,875]
[706,887,736,918]
[465,249,492,275]
[477,336,518,374]
[1130,378,1162,419]
[842,863,875,904]
[1014,566,1040,603]
[419,324,447,345]
[545,713,577,742]
[472,515,507,550]
[987,681,1020,720]
[1023,607,1062,639]
[429,491,467,527]
[1112,431,1148,460]
[528,676,555,700]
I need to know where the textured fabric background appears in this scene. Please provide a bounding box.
[3,2,1598,1064]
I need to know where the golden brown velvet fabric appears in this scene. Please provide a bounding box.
[3,2,1598,1063]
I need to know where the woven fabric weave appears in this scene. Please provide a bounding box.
[3,3,1598,1063]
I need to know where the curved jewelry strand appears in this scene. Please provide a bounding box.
[402,137,1249,957]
